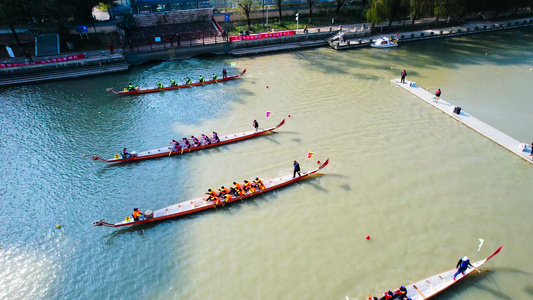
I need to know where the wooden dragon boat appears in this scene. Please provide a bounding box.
[366,245,503,300]
[90,119,285,163]
[106,69,246,95]
[93,158,329,228]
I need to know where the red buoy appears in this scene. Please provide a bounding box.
[366,235,371,240]
[288,114,291,117]
[266,86,269,88]
[317,160,320,164]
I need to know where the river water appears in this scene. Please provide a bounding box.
[1,28,532,300]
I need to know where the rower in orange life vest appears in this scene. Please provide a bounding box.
[201,134,211,145]
[132,208,143,221]
[253,178,265,191]
[243,180,255,193]
[212,131,220,143]
[231,181,245,196]
[218,186,230,197]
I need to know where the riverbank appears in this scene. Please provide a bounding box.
[1,17,531,87]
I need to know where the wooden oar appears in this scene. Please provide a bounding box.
[413,285,426,299]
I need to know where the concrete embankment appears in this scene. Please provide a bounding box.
[331,18,533,50]
[0,53,128,87]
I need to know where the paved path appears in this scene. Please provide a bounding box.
[391,79,533,165]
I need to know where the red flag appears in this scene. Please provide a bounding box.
[307,152,315,159]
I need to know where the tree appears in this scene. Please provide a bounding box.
[0,0,32,52]
[234,0,256,31]
[335,0,348,18]
[274,0,283,25]
[306,0,315,22]
[366,0,408,27]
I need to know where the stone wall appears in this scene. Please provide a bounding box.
[132,9,213,27]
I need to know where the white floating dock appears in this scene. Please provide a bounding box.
[391,78,533,165]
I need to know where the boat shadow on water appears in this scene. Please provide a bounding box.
[100,173,328,240]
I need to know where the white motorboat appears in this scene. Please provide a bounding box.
[370,36,398,48]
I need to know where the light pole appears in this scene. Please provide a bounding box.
[262,0,265,26]
[296,13,299,31]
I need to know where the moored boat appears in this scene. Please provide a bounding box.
[93,158,330,228]
[370,36,398,48]
[106,69,246,96]
[90,119,285,163]
[365,245,503,300]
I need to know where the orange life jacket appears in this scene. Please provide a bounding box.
[233,183,242,190]
[255,179,265,190]
[208,190,217,197]
[223,194,232,202]
[133,210,142,218]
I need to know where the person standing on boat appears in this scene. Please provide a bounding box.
[122,148,130,158]
[453,256,474,280]
[401,70,407,84]
[293,160,301,178]
[434,88,441,103]
[132,208,142,221]
[253,120,259,132]
[222,69,227,78]
[170,79,178,86]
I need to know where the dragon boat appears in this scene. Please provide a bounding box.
[106,69,246,95]
[366,245,503,300]
[90,119,285,163]
[93,158,329,228]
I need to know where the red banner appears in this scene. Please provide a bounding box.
[229,31,296,41]
[0,54,86,68]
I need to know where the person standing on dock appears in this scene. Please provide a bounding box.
[401,70,407,84]
[293,160,301,178]
[434,88,441,103]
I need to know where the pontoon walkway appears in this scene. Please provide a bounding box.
[391,79,533,165]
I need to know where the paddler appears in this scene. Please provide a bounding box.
[243,180,255,193]
[394,286,407,299]
[172,139,181,151]
[182,138,191,149]
[254,178,265,191]
[218,186,229,197]
[122,148,130,158]
[132,208,143,221]
[198,75,205,83]
[222,193,232,204]
[212,74,218,81]
[381,290,394,300]
[185,77,192,85]
[453,256,475,281]
[231,181,245,196]
[212,132,220,143]
[127,83,135,91]
[190,135,200,147]
[206,189,217,197]
[157,81,164,89]
[201,134,211,145]
[170,78,178,86]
